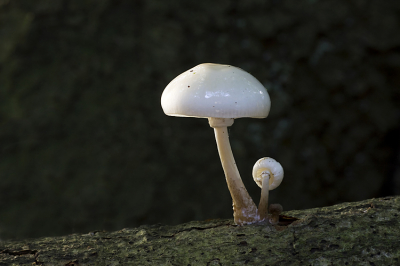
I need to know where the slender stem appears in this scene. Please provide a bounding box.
[258,176,270,221]
[211,119,258,225]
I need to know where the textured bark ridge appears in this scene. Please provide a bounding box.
[1,196,399,265]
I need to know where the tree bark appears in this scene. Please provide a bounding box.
[1,196,399,265]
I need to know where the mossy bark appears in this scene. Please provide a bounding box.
[1,196,399,265]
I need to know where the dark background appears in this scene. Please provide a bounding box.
[0,0,399,240]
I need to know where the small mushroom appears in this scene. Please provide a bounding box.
[161,63,271,225]
[268,203,283,225]
[252,157,284,221]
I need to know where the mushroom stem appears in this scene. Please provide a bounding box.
[258,175,270,221]
[209,117,258,225]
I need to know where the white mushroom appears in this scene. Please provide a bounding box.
[161,63,271,225]
[252,157,284,221]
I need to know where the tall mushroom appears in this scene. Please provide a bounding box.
[161,63,271,225]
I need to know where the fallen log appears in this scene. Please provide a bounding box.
[1,196,399,265]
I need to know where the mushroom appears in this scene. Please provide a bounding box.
[268,203,283,225]
[252,157,284,221]
[161,63,271,225]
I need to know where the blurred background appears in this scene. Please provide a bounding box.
[0,0,399,240]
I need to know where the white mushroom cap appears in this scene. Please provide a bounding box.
[252,157,284,190]
[161,63,271,119]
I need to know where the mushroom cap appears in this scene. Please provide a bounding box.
[269,203,283,214]
[252,157,284,190]
[161,63,271,119]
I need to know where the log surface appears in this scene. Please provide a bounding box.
[1,196,399,265]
